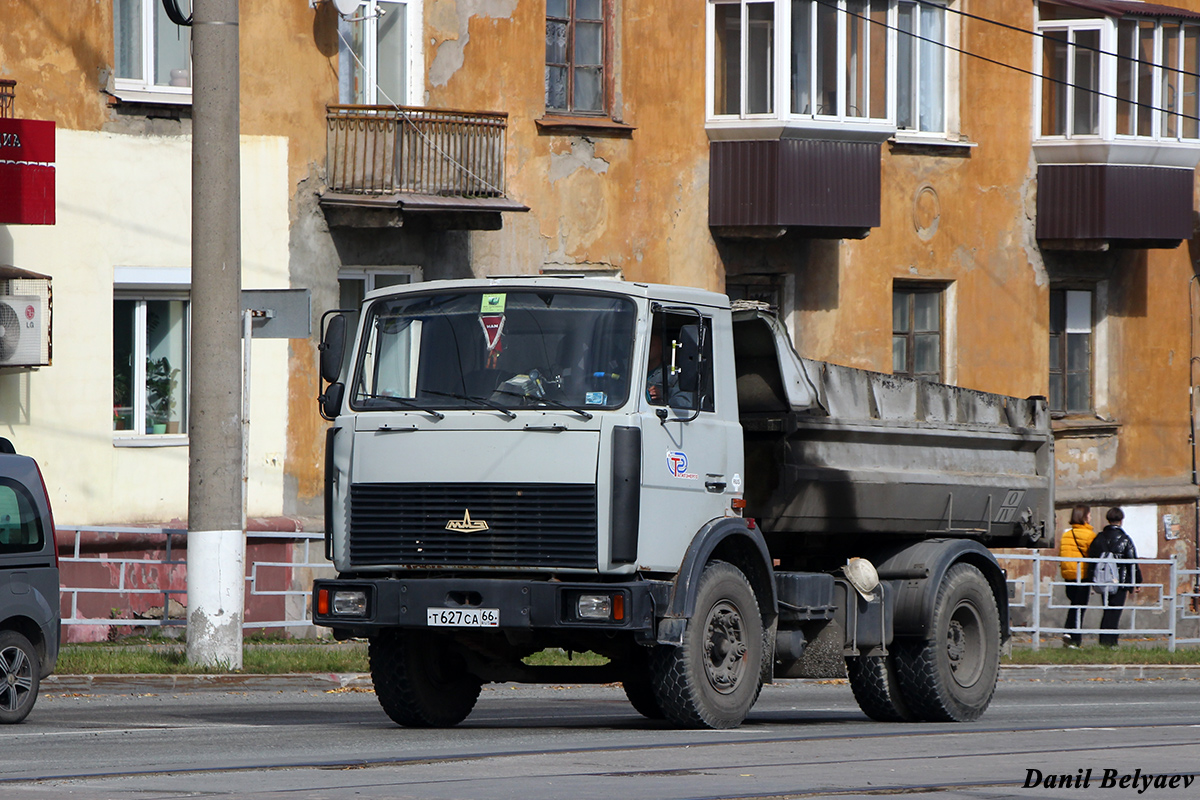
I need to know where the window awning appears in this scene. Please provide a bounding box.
[1043,0,1200,22]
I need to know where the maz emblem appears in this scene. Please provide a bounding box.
[446,509,489,533]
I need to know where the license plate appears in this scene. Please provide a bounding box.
[426,607,500,627]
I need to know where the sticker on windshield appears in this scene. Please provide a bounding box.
[667,450,698,480]
[585,391,607,405]
[481,293,507,313]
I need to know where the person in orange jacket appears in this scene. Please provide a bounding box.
[1059,504,1096,648]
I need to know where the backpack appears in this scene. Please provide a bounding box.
[1092,550,1120,596]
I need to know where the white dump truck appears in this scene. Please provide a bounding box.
[311,277,1053,729]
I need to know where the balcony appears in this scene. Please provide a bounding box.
[321,105,527,230]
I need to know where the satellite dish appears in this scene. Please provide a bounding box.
[332,0,362,15]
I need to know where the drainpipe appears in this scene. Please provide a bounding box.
[1190,275,1200,607]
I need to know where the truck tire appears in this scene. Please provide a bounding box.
[0,630,40,725]
[651,561,763,729]
[368,630,481,728]
[893,563,1000,722]
[621,648,665,720]
[845,654,914,722]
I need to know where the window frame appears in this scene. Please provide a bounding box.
[891,282,944,382]
[112,0,194,103]
[338,0,424,106]
[113,292,192,442]
[706,0,956,140]
[1034,7,1200,146]
[1048,287,1094,416]
[896,0,949,135]
[545,0,613,117]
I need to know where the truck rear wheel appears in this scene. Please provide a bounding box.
[893,563,1000,722]
[368,630,481,728]
[0,631,40,725]
[651,561,763,729]
[845,654,914,722]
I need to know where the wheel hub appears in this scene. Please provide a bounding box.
[703,601,747,694]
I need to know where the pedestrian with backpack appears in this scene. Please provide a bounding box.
[1087,507,1142,647]
[1058,505,1096,648]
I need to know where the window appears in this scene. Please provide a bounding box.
[1037,6,1200,143]
[1049,288,1092,414]
[113,297,189,436]
[1040,25,1102,137]
[897,0,946,133]
[339,1,423,105]
[338,267,420,311]
[892,285,942,380]
[113,0,192,98]
[714,0,776,116]
[710,1,952,136]
[647,311,715,412]
[546,0,610,115]
[0,481,42,555]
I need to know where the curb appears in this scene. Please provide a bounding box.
[998,664,1200,681]
[40,665,1200,694]
[43,672,375,693]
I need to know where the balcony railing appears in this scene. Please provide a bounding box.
[326,105,508,199]
[1,79,15,118]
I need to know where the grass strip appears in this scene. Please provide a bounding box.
[54,641,1200,675]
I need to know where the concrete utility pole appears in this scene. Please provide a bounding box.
[186,0,244,669]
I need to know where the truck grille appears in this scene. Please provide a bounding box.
[347,483,598,569]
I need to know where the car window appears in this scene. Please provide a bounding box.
[0,480,43,554]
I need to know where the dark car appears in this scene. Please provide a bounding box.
[0,437,59,723]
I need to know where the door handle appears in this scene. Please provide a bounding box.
[705,481,726,494]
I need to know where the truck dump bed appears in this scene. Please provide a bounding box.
[732,308,1054,549]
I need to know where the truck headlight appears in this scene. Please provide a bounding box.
[332,590,368,617]
[575,592,625,622]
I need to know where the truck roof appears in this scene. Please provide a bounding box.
[362,276,731,309]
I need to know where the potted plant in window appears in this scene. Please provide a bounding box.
[146,356,180,435]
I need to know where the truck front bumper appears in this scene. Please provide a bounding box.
[312,576,668,638]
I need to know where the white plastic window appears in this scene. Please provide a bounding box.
[113,0,193,97]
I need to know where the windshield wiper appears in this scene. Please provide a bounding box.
[491,389,593,420]
[356,392,444,420]
[422,390,517,420]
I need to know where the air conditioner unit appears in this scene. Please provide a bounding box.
[0,296,44,367]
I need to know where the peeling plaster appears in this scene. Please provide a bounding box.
[549,138,610,183]
[429,0,518,88]
[1021,151,1049,288]
[1058,438,1120,486]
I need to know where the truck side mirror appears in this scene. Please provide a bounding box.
[674,324,702,398]
[319,313,348,384]
[319,381,345,420]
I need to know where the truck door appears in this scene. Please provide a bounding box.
[636,307,740,569]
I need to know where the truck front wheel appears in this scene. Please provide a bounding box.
[651,561,764,729]
[893,563,1000,722]
[369,630,482,728]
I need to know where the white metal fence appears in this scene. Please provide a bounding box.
[998,552,1200,650]
[58,526,334,632]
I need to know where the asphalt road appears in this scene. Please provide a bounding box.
[2,673,1199,799]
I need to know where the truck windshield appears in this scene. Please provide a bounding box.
[352,290,636,412]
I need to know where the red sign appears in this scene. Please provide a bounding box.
[0,118,55,225]
[0,118,56,163]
